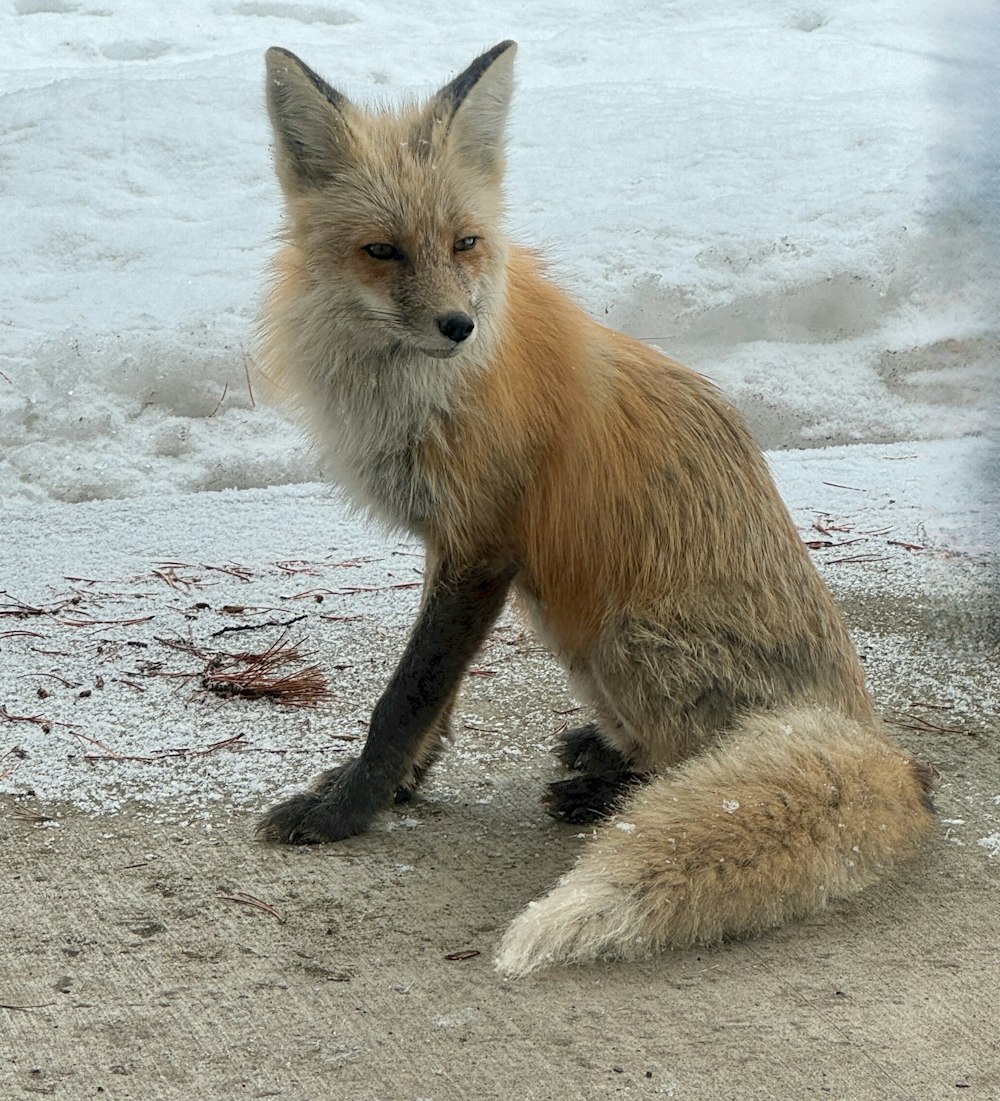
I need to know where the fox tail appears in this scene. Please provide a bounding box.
[496,705,935,977]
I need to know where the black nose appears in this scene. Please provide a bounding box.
[437,312,475,343]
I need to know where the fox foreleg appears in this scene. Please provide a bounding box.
[256,558,516,844]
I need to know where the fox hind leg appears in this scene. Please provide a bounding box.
[553,721,632,773]
[547,721,645,824]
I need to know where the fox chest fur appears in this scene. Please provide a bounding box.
[263,256,477,532]
[311,355,451,531]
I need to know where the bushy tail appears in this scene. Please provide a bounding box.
[496,706,935,978]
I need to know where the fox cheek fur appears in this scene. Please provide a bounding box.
[255,41,935,977]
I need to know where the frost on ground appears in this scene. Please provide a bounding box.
[979,835,1000,858]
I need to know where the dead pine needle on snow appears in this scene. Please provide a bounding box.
[154,633,332,708]
[12,804,54,824]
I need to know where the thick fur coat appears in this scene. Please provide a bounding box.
[256,41,935,976]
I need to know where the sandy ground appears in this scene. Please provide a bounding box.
[2,511,998,1100]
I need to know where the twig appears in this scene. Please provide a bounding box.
[56,614,155,628]
[155,636,205,657]
[889,713,972,737]
[0,593,79,619]
[242,348,256,408]
[275,560,327,575]
[208,381,229,418]
[211,614,307,639]
[219,891,286,923]
[0,705,79,732]
[202,562,254,582]
[826,554,887,566]
[12,806,54,824]
[283,587,340,601]
[336,582,421,595]
[18,672,79,688]
[114,678,147,693]
[68,729,122,758]
[1,746,24,781]
[191,733,246,757]
[0,1002,56,1011]
[151,565,202,592]
[812,519,854,535]
[240,739,360,753]
[0,746,25,768]
[83,733,246,763]
[805,537,867,550]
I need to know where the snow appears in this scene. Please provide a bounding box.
[1,2,996,832]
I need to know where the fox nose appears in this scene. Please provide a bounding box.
[437,312,475,344]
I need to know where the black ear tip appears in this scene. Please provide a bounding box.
[488,40,517,62]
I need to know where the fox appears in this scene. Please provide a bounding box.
[255,40,936,977]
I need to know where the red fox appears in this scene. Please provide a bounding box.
[256,41,935,976]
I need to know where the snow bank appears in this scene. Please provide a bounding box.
[1,0,994,507]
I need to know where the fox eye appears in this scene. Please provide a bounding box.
[454,236,478,252]
[363,243,404,261]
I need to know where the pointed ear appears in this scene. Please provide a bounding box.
[433,40,517,178]
[265,47,353,196]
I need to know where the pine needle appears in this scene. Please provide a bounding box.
[200,635,331,708]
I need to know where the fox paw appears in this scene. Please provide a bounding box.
[545,773,640,823]
[553,722,631,774]
[256,759,378,844]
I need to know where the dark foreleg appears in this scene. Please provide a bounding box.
[257,558,515,843]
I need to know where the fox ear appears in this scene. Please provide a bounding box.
[433,40,517,178]
[265,47,353,195]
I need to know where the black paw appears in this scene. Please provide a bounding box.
[544,772,642,824]
[256,759,379,844]
[553,722,631,775]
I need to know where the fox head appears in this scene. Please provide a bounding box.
[265,42,516,361]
